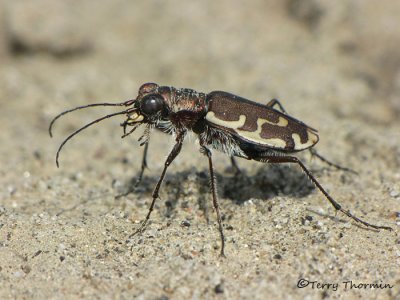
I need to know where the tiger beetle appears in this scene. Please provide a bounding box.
[49,82,393,257]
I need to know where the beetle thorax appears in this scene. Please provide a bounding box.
[168,87,207,113]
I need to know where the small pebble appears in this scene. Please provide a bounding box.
[181,220,191,227]
[214,283,224,294]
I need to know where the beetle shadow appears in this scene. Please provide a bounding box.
[218,164,315,204]
[119,168,210,219]
[120,164,315,217]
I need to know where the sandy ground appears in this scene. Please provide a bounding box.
[0,1,399,299]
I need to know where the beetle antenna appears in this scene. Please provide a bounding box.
[49,100,135,137]
[55,109,131,167]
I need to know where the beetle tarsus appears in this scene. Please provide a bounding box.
[339,208,393,231]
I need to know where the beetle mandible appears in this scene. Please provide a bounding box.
[49,82,392,257]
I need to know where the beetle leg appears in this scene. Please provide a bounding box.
[309,148,358,175]
[266,98,287,114]
[115,141,149,199]
[131,131,185,237]
[266,99,357,175]
[200,145,226,257]
[228,156,242,175]
[253,154,392,231]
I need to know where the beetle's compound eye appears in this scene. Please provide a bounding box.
[140,94,165,116]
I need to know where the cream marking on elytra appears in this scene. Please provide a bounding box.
[205,112,246,128]
[206,112,288,148]
[206,112,288,130]
[306,131,319,147]
[276,116,289,127]
[236,118,287,148]
[292,131,318,150]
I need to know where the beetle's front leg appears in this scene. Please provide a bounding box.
[116,141,149,199]
[200,145,226,257]
[130,131,185,237]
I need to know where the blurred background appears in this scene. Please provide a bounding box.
[1,0,399,177]
[1,0,400,194]
[0,0,399,299]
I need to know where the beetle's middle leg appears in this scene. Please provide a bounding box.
[253,154,392,231]
[116,142,149,199]
[200,145,226,257]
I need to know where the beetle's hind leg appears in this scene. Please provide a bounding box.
[115,142,149,199]
[265,98,357,175]
[309,148,358,175]
[266,98,287,114]
[253,154,392,231]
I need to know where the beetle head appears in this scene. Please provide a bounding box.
[124,82,169,126]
